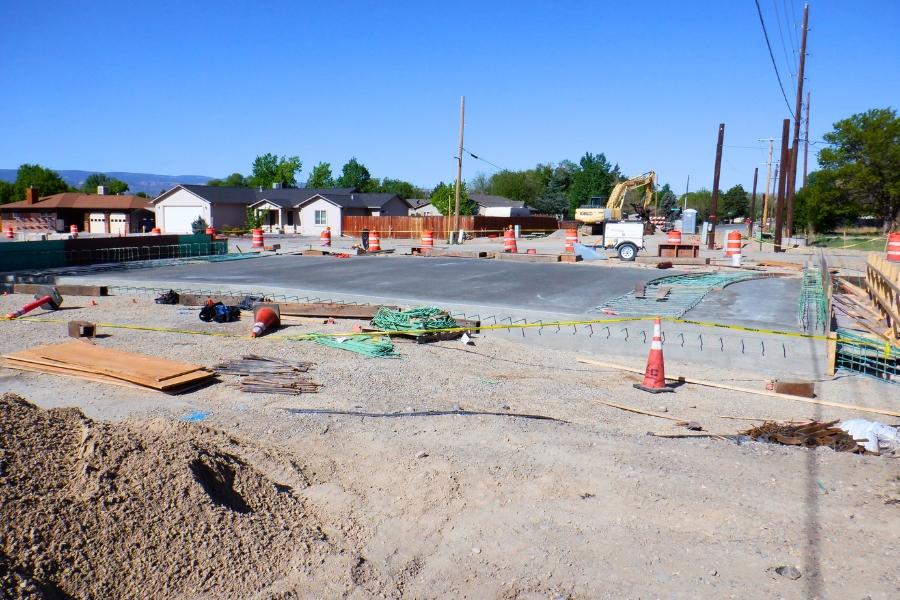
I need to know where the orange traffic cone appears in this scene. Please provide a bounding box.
[633,317,673,393]
[251,305,280,338]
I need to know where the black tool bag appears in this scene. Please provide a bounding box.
[199,302,241,323]
[154,290,179,305]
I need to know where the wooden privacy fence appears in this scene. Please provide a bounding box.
[341,215,561,239]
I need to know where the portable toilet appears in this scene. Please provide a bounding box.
[681,209,698,234]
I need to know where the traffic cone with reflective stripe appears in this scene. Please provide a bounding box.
[633,317,673,393]
[251,305,280,338]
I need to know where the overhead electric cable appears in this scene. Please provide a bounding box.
[754,0,796,118]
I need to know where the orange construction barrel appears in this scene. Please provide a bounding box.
[70,224,79,238]
[151,227,161,236]
[320,227,331,247]
[370,230,381,252]
[667,229,682,244]
[251,228,264,248]
[422,230,434,248]
[564,228,578,253]
[725,230,742,257]
[503,228,518,253]
[887,232,900,262]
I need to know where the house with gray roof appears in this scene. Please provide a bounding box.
[152,183,408,235]
[469,194,532,217]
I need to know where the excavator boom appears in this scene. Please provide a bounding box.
[574,171,656,225]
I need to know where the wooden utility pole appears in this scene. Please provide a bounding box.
[803,90,811,187]
[774,118,790,252]
[707,123,725,249]
[453,96,465,243]
[749,167,758,238]
[683,174,690,210]
[760,137,774,230]
[785,3,809,235]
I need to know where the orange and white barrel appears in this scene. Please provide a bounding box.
[320,227,331,247]
[667,229,682,244]
[205,226,215,237]
[370,230,381,252]
[70,224,79,238]
[5,227,13,239]
[564,228,578,253]
[503,228,518,253]
[151,227,161,236]
[422,230,434,248]
[887,232,900,262]
[252,228,264,248]
[725,230,742,257]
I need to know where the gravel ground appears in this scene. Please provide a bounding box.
[1,293,898,599]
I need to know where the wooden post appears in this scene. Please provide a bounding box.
[707,123,725,250]
[453,96,465,243]
[748,167,758,238]
[774,119,790,252]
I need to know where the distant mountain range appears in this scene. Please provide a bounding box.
[0,169,212,195]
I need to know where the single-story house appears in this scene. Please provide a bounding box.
[153,184,411,235]
[470,194,532,217]
[0,187,154,234]
[408,199,441,216]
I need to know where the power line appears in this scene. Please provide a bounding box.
[461,147,506,171]
[771,0,796,80]
[754,0,796,118]
[782,0,800,50]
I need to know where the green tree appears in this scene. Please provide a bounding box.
[134,191,149,198]
[429,181,475,216]
[336,157,373,191]
[488,169,545,205]
[250,153,302,188]
[656,183,678,215]
[683,189,718,222]
[567,152,619,216]
[532,165,572,215]
[306,162,335,187]
[0,180,15,204]
[209,172,249,187]
[375,178,419,200]
[721,184,749,220]
[469,172,491,194]
[12,163,70,200]
[82,173,129,194]
[817,107,900,231]
[793,170,858,234]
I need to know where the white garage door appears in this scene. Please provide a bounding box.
[89,212,107,234]
[110,212,128,235]
[163,206,203,233]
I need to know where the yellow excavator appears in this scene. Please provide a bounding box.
[574,171,656,233]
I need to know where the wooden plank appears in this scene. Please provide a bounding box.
[0,283,109,296]
[655,287,671,301]
[559,254,583,263]
[493,253,560,263]
[279,303,397,319]
[2,359,144,389]
[576,356,900,418]
[634,283,646,298]
[594,399,689,423]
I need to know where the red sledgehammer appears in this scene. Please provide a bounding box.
[6,286,64,319]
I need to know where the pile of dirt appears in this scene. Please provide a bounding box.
[0,394,339,599]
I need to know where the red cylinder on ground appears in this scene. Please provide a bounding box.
[251,228,264,248]
[564,228,578,253]
[887,232,900,262]
[725,230,742,257]
[205,226,215,237]
[422,230,434,248]
[503,229,518,253]
[5,227,13,239]
[667,229,682,244]
[320,227,331,247]
[370,230,381,252]
[251,306,279,338]
[151,227,161,235]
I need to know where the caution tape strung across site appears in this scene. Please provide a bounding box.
[1,313,894,357]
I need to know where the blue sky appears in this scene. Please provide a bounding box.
[1,0,897,193]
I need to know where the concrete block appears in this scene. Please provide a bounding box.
[559,254,583,263]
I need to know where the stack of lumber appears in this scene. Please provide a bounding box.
[741,420,866,453]
[213,355,319,395]
[2,341,215,393]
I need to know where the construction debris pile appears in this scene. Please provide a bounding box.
[371,306,457,332]
[312,334,397,358]
[0,394,339,599]
[741,420,867,453]
[1,341,215,393]
[214,355,319,395]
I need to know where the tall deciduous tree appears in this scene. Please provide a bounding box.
[429,181,475,216]
[721,184,749,219]
[82,173,129,194]
[336,158,373,191]
[793,170,857,234]
[208,173,249,187]
[817,108,900,231]
[375,178,419,200]
[468,172,491,194]
[567,152,620,216]
[250,153,302,188]
[532,165,572,215]
[12,164,70,200]
[656,183,678,215]
[0,180,16,204]
[306,162,335,188]
[488,169,544,205]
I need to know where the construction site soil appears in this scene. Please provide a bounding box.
[0,294,898,599]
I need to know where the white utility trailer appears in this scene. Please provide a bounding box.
[601,221,644,261]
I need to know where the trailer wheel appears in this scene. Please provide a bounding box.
[617,243,637,261]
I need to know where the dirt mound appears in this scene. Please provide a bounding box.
[0,394,336,599]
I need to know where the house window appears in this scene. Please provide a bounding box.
[315,210,327,225]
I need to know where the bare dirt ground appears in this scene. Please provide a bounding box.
[1,294,898,599]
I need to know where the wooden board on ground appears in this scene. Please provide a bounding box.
[494,253,561,263]
[279,303,398,319]
[2,341,214,392]
[0,283,109,296]
[178,294,250,307]
[362,317,481,342]
[559,254,583,263]
[757,260,804,270]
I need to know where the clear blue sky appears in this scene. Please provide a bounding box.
[1,0,897,193]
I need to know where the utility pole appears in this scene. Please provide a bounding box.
[749,167,758,238]
[774,118,790,252]
[803,90,811,187]
[683,175,690,210]
[785,2,809,236]
[760,137,774,231]
[707,123,724,250]
[453,96,465,243]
